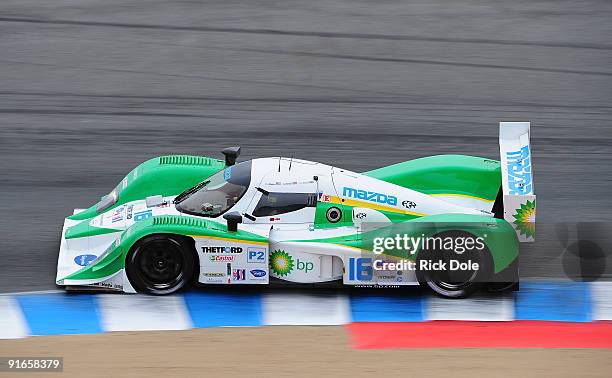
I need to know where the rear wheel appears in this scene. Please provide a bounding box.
[416,231,492,299]
[126,234,195,295]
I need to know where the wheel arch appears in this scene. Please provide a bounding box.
[408,213,519,274]
[124,232,198,294]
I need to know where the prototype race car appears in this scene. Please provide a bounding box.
[57,122,535,298]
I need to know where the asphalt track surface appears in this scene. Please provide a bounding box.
[1,0,611,292]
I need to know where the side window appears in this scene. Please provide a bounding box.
[253,192,317,217]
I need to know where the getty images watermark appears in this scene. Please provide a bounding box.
[359,221,612,282]
[373,234,487,254]
[369,233,487,273]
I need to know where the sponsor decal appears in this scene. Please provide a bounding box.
[210,255,234,262]
[202,246,243,254]
[92,282,123,290]
[232,269,246,281]
[506,145,533,195]
[202,272,225,277]
[250,269,267,278]
[343,187,398,206]
[201,272,224,283]
[111,206,124,223]
[349,257,374,281]
[134,209,152,222]
[513,199,536,238]
[122,177,128,189]
[270,250,294,276]
[296,259,314,273]
[270,250,315,276]
[401,200,416,209]
[126,205,133,220]
[224,167,232,180]
[318,192,332,202]
[269,217,281,222]
[74,254,97,267]
[247,247,266,263]
[355,212,367,219]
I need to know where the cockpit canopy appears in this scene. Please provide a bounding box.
[174,160,252,217]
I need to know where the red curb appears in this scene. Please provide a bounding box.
[347,321,612,349]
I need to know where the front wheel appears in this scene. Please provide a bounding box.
[416,231,492,299]
[126,234,195,295]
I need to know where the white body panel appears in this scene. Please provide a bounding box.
[332,169,486,218]
[58,118,532,292]
[57,157,493,290]
[195,237,269,285]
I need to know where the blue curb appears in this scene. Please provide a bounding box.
[16,293,103,336]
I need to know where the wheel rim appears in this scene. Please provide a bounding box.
[430,249,480,291]
[134,240,184,291]
[418,230,488,294]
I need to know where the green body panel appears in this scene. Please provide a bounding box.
[299,213,518,274]
[65,215,269,281]
[314,202,351,228]
[68,155,226,221]
[314,155,500,229]
[62,154,516,285]
[363,155,501,201]
[314,201,419,228]
[65,219,121,239]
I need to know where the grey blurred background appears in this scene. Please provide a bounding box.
[1,0,611,292]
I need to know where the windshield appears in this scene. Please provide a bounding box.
[175,161,252,217]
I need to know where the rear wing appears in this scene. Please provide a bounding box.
[499,122,536,242]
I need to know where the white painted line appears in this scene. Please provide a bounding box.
[262,292,351,325]
[426,294,514,321]
[0,289,63,297]
[97,294,193,332]
[591,282,612,320]
[0,296,29,339]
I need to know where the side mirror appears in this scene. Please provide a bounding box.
[222,146,241,166]
[223,211,243,232]
[145,195,164,207]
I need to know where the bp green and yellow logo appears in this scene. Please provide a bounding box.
[270,250,294,276]
[513,199,536,238]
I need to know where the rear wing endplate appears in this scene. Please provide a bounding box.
[499,122,536,242]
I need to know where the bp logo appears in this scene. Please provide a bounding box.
[513,199,536,238]
[270,250,294,276]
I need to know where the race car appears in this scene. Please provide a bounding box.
[56,122,535,298]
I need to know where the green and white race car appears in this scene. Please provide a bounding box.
[57,122,535,298]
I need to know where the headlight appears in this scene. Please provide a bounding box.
[96,188,118,213]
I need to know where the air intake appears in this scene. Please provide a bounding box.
[159,155,213,166]
[152,215,208,229]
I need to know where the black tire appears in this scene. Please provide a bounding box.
[126,234,195,295]
[416,231,492,299]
